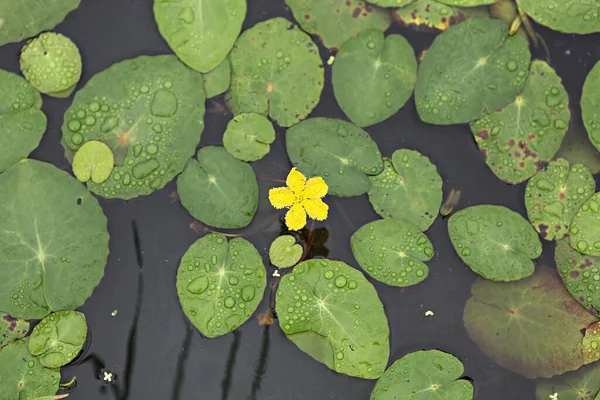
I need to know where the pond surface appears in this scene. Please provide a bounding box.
[1,0,600,399]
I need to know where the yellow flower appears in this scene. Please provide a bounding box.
[269,168,329,231]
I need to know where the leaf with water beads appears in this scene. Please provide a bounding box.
[366,0,414,7]
[392,0,465,32]
[276,259,390,379]
[0,313,30,350]
[0,160,109,319]
[448,205,542,281]
[223,113,275,162]
[28,311,87,368]
[61,55,206,199]
[582,61,600,154]
[536,358,600,400]
[570,193,600,257]
[269,236,303,269]
[517,0,600,34]
[351,219,434,287]
[437,0,498,5]
[203,58,231,99]
[415,18,530,125]
[176,233,266,338]
[370,349,473,400]
[286,118,383,197]
[285,0,391,50]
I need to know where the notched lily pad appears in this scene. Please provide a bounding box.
[227,17,324,127]
[415,18,530,125]
[0,313,29,350]
[276,259,390,379]
[351,219,434,287]
[269,235,303,269]
[582,61,600,153]
[285,0,391,50]
[448,205,542,281]
[463,267,600,379]
[471,61,570,184]
[176,233,266,338]
[370,350,474,400]
[368,149,443,231]
[570,192,600,257]
[203,58,231,99]
[536,362,600,400]
[517,0,600,34]
[286,118,383,197]
[73,140,115,184]
[333,29,417,127]
[29,311,87,368]
[223,113,275,162]
[525,159,595,241]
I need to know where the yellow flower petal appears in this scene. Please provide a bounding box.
[303,198,328,221]
[303,176,328,199]
[286,167,306,195]
[285,204,307,231]
[269,187,295,209]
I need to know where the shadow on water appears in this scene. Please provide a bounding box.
[247,325,271,400]
[172,327,193,400]
[221,330,241,400]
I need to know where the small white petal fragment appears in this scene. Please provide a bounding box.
[549,393,558,400]
[272,269,281,278]
[425,310,435,317]
[327,55,335,66]
[103,372,113,383]
[111,310,118,317]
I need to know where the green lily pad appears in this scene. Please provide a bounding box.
[177,146,258,229]
[367,0,414,7]
[153,0,246,73]
[368,149,443,231]
[415,18,530,125]
[525,159,595,241]
[0,159,109,319]
[570,193,600,257]
[269,235,303,269]
[582,61,600,153]
[536,362,600,400]
[227,17,324,127]
[448,205,542,281]
[437,0,497,5]
[20,32,82,98]
[276,259,390,379]
[61,55,206,199]
[0,69,47,173]
[223,113,275,162]
[176,233,266,338]
[286,118,383,197]
[72,140,115,184]
[470,61,570,184]
[370,350,474,400]
[517,0,600,34]
[464,266,600,379]
[392,0,463,31]
[332,29,417,127]
[0,313,30,350]
[555,238,600,315]
[351,219,434,287]
[285,0,391,50]
[28,311,87,368]
[203,58,231,99]
[0,0,80,46]
[0,339,60,399]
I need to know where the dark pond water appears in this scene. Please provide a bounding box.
[2,0,600,399]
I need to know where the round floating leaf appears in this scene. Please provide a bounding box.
[368,149,443,231]
[351,219,434,287]
[582,61,600,153]
[0,69,47,173]
[536,362,600,400]
[392,0,464,31]
[203,59,231,99]
[0,313,30,350]
[437,0,497,4]
[0,160,109,319]
[333,29,417,127]
[556,238,600,315]
[370,350,474,400]
[367,0,414,7]
[223,113,275,162]
[0,0,80,46]
[470,61,570,184]
[28,311,87,368]
[464,267,600,379]
[517,0,600,34]
[61,55,206,199]
[72,140,115,184]
[415,18,530,125]
[228,17,324,127]
[153,0,246,73]
[177,146,259,229]
[285,0,391,50]
[286,118,383,197]
[269,235,303,269]
[20,32,82,98]
[448,205,542,281]
[570,193,600,257]
[176,233,266,338]
[525,159,595,241]
[276,259,390,379]
[0,339,60,399]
